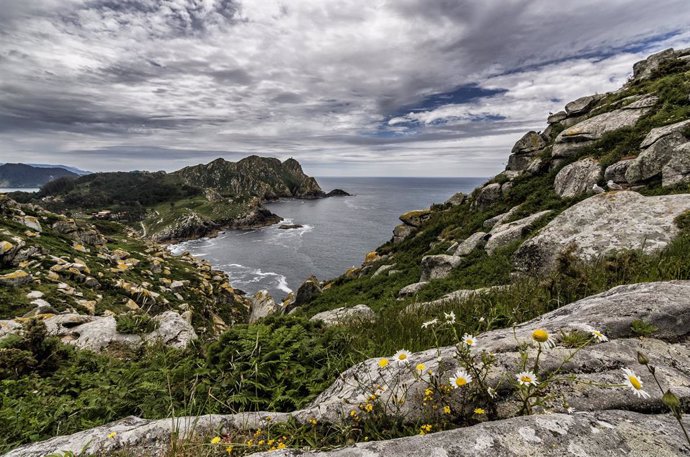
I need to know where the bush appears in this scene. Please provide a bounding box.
[115,313,159,334]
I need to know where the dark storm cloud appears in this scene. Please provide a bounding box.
[0,0,689,176]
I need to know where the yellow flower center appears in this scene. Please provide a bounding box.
[520,375,533,383]
[378,358,389,368]
[628,375,642,390]
[532,329,549,343]
[416,363,426,371]
[455,377,467,387]
[398,353,407,360]
[474,408,486,415]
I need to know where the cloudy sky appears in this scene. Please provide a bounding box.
[1,0,689,176]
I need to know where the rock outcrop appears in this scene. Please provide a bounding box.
[484,211,552,254]
[310,304,375,326]
[553,157,602,198]
[0,312,197,352]
[514,191,690,274]
[249,290,280,323]
[625,119,690,186]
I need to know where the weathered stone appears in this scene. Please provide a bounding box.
[310,304,375,326]
[553,158,602,198]
[552,108,648,158]
[640,119,690,149]
[474,183,502,209]
[547,111,567,124]
[373,264,395,277]
[514,191,690,274]
[398,209,431,228]
[21,216,42,232]
[249,290,280,323]
[293,276,322,306]
[0,270,32,287]
[626,132,688,184]
[564,94,603,116]
[392,224,416,243]
[631,48,678,82]
[445,192,466,206]
[511,131,546,155]
[397,281,428,298]
[146,311,198,349]
[506,153,533,171]
[454,231,488,256]
[404,285,508,313]
[621,94,659,110]
[420,254,462,281]
[485,211,552,254]
[662,142,690,187]
[23,298,57,317]
[604,159,634,184]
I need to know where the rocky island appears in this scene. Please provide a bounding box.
[2,48,690,457]
[22,156,342,243]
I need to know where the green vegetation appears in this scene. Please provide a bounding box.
[115,313,159,334]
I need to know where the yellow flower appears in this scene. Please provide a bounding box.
[247,439,254,446]
[107,432,117,439]
[474,408,486,415]
[442,405,451,414]
[309,418,318,426]
[416,363,426,372]
[531,328,555,348]
[363,402,374,412]
[226,445,234,454]
[378,358,389,368]
[350,409,358,418]
[277,442,287,449]
[211,436,222,445]
[419,424,433,435]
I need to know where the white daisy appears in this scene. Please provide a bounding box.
[590,329,608,342]
[516,371,538,387]
[531,329,556,348]
[622,368,650,399]
[421,318,438,329]
[462,333,477,348]
[449,369,473,388]
[487,386,497,399]
[393,349,412,365]
[444,311,456,325]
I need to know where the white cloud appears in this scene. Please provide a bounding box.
[0,0,689,176]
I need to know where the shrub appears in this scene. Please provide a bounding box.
[115,313,159,334]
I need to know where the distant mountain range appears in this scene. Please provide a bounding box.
[0,163,81,188]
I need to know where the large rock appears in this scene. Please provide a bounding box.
[397,281,428,298]
[626,120,690,185]
[511,131,546,155]
[293,276,322,306]
[474,183,502,209]
[249,290,280,323]
[445,192,466,206]
[404,285,508,313]
[604,159,634,184]
[0,312,197,352]
[564,94,603,116]
[514,191,690,274]
[552,108,649,158]
[310,281,690,423]
[392,224,416,244]
[631,47,680,82]
[260,411,689,457]
[310,304,375,326]
[398,209,431,228]
[662,142,690,187]
[454,231,488,256]
[420,254,462,281]
[484,211,552,254]
[553,157,602,198]
[0,269,32,287]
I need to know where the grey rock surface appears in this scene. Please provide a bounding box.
[404,285,508,313]
[249,290,280,323]
[511,131,546,154]
[310,304,375,326]
[514,191,690,274]
[564,94,603,116]
[663,142,690,187]
[392,223,416,243]
[420,254,462,281]
[474,183,502,209]
[553,157,602,198]
[454,231,489,256]
[627,131,689,184]
[397,281,428,298]
[485,211,552,254]
[604,159,634,184]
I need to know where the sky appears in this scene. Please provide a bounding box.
[1,1,689,177]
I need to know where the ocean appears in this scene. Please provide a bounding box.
[170,177,486,300]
